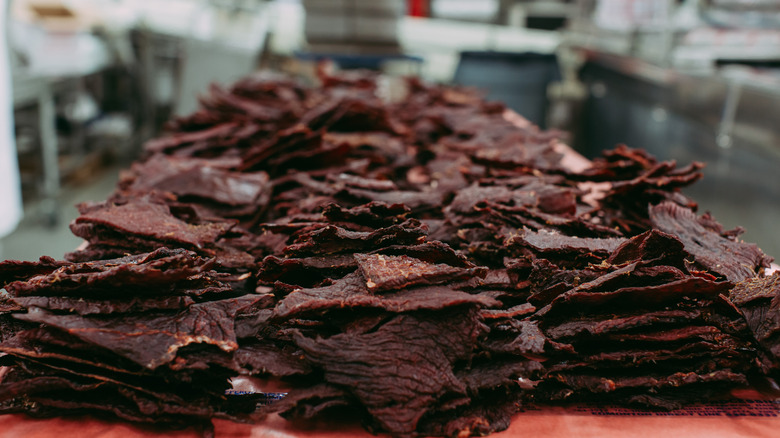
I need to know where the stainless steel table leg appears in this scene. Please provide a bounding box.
[38,84,60,226]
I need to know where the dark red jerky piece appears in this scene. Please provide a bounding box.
[507,228,626,261]
[448,184,538,215]
[527,259,607,306]
[4,248,213,298]
[70,200,233,252]
[15,295,268,369]
[337,186,445,212]
[606,229,688,269]
[233,341,311,377]
[539,277,732,319]
[291,307,484,435]
[605,325,722,343]
[480,319,547,357]
[283,220,427,257]
[144,122,241,154]
[479,303,536,320]
[550,369,747,394]
[274,272,500,319]
[0,257,71,287]
[649,202,772,282]
[544,309,703,340]
[266,384,351,420]
[354,254,486,293]
[321,202,410,229]
[456,359,543,393]
[12,295,195,315]
[123,157,270,207]
[373,241,473,268]
[729,274,780,306]
[546,343,743,373]
[256,254,357,287]
[729,275,780,361]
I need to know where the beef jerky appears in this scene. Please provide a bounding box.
[283,220,426,257]
[479,303,536,320]
[373,241,472,268]
[321,202,410,229]
[456,359,543,393]
[0,257,71,287]
[267,383,351,420]
[274,272,499,319]
[507,228,626,261]
[540,277,732,318]
[544,309,703,340]
[290,307,484,435]
[5,248,213,298]
[550,369,747,394]
[233,341,311,377]
[649,202,772,282]
[256,254,357,287]
[480,319,547,357]
[354,254,486,292]
[71,200,233,253]
[12,295,195,315]
[729,273,780,307]
[15,295,267,369]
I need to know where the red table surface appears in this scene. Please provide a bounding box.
[0,404,778,438]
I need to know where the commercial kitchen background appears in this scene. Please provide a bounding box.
[2,0,779,264]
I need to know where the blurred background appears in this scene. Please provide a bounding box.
[2,0,780,262]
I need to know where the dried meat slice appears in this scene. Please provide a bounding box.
[649,202,772,282]
[15,295,268,369]
[0,257,71,287]
[283,220,426,257]
[5,248,213,298]
[71,200,233,254]
[354,254,486,292]
[290,307,484,435]
[273,272,500,319]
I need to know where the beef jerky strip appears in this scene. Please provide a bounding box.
[550,369,748,394]
[544,309,704,340]
[354,254,487,293]
[649,202,772,282]
[13,295,195,315]
[283,220,426,257]
[539,276,732,319]
[729,274,780,361]
[5,248,212,298]
[15,295,268,369]
[274,272,499,319]
[289,307,484,435]
[507,227,626,260]
[71,200,233,252]
[0,257,71,287]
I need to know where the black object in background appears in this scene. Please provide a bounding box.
[453,51,560,128]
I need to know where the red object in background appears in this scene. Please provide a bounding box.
[408,0,428,17]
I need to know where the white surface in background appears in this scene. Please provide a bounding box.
[0,4,23,238]
[431,0,499,22]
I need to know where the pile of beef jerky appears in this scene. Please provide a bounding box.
[1,67,779,437]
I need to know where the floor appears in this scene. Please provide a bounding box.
[0,166,121,262]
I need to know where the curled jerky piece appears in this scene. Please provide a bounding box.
[71,200,233,253]
[355,253,486,292]
[650,202,772,282]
